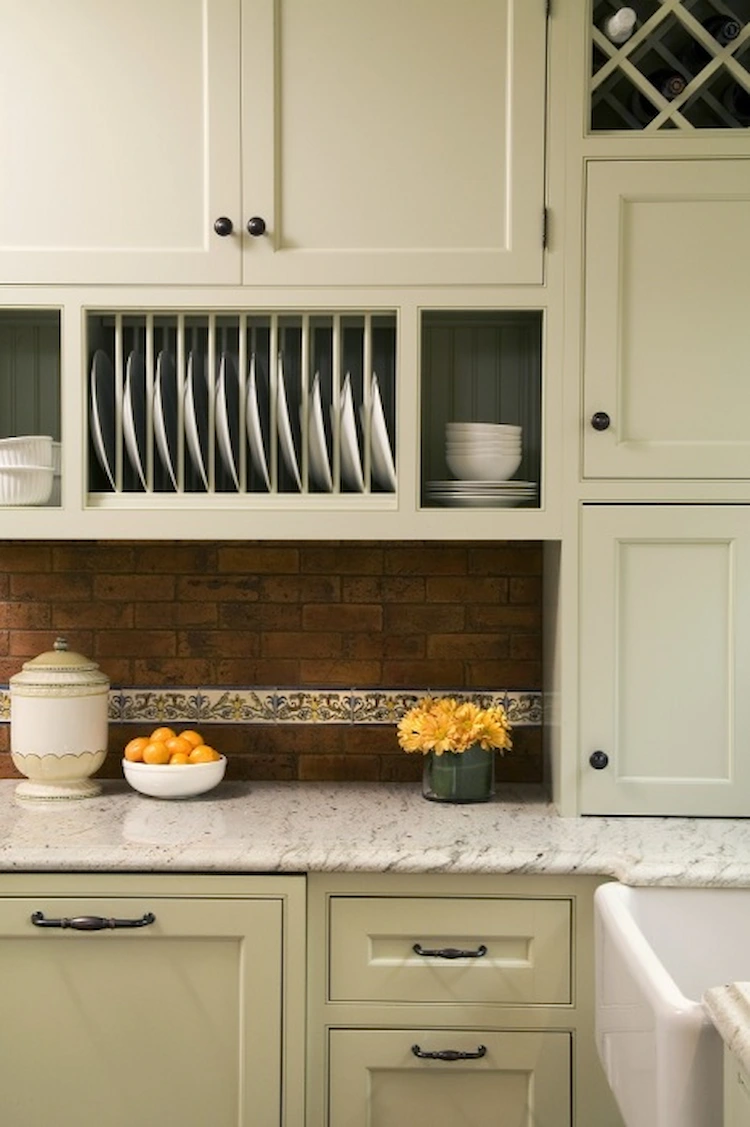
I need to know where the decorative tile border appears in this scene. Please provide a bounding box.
[0,686,542,727]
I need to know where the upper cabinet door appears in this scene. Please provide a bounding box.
[240,0,547,286]
[583,159,750,479]
[0,0,241,285]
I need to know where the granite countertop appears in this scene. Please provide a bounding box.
[2,778,750,883]
[704,983,750,1074]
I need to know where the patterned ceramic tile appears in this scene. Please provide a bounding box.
[1,685,542,727]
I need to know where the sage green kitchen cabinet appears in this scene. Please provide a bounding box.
[0,874,306,1127]
[0,0,547,287]
[582,159,750,480]
[306,872,624,1127]
[725,1048,750,1127]
[579,504,750,817]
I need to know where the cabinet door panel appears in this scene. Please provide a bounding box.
[583,160,750,479]
[330,1028,571,1127]
[0,0,241,284]
[580,505,750,815]
[241,0,546,285]
[0,896,282,1127]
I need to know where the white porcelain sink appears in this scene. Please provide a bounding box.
[594,881,750,1127]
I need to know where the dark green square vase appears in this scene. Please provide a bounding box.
[422,745,495,803]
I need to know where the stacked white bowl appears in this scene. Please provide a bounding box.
[445,422,522,481]
[0,435,54,505]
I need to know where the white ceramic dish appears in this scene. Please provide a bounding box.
[446,449,522,482]
[246,354,270,490]
[0,435,53,467]
[276,356,302,490]
[122,755,227,799]
[216,352,240,490]
[0,464,54,505]
[154,350,178,489]
[306,372,333,491]
[367,373,397,491]
[89,349,116,490]
[123,351,147,489]
[339,373,365,492]
[184,351,209,489]
[446,422,522,434]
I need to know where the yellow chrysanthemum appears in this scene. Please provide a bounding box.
[396,696,512,755]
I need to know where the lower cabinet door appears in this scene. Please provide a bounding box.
[329,1028,571,1127]
[0,894,285,1127]
[725,1049,750,1127]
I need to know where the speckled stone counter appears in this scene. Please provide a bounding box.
[2,778,750,883]
[704,983,750,1073]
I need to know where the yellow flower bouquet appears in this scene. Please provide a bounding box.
[397,697,512,803]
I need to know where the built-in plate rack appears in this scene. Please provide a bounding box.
[592,0,750,130]
[86,310,397,503]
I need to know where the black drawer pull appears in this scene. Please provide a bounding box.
[412,1044,487,1062]
[413,942,488,960]
[31,911,156,931]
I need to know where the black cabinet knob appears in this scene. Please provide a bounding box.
[589,750,609,770]
[246,216,267,237]
[213,217,234,237]
[591,411,611,432]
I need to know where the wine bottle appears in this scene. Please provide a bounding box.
[631,70,687,125]
[723,81,750,124]
[601,6,637,45]
[681,16,742,75]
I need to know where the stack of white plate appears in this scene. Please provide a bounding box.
[445,421,522,482]
[426,479,537,507]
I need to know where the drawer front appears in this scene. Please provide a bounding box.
[329,1027,571,1127]
[329,896,571,1004]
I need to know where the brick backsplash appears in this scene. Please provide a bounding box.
[0,540,543,784]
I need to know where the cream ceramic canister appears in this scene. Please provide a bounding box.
[10,636,110,800]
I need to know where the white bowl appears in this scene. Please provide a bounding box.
[446,439,522,450]
[446,449,522,482]
[446,423,522,435]
[122,755,227,799]
[0,434,53,467]
[0,464,54,505]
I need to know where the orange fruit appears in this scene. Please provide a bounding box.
[150,726,176,743]
[178,730,204,748]
[142,740,171,765]
[124,735,149,762]
[168,751,190,765]
[188,744,221,764]
[165,735,193,758]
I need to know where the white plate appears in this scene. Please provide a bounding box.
[367,372,396,491]
[154,350,178,490]
[184,351,208,488]
[216,352,240,490]
[246,354,270,490]
[89,350,116,490]
[123,351,147,489]
[276,355,302,490]
[339,373,364,492]
[305,373,333,491]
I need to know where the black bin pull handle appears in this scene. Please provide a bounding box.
[412,1044,487,1062]
[31,911,156,931]
[412,942,488,960]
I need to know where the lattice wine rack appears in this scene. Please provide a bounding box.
[592,0,750,129]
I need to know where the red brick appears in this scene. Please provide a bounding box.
[53,603,134,629]
[298,753,380,781]
[176,575,261,602]
[177,631,260,658]
[259,575,341,603]
[380,660,465,686]
[342,576,425,603]
[465,661,542,689]
[134,602,217,629]
[302,604,382,632]
[218,603,301,630]
[509,577,542,604]
[301,546,383,574]
[465,604,541,630]
[95,631,176,658]
[0,632,8,656]
[95,574,175,602]
[343,634,425,660]
[132,658,215,685]
[300,660,381,686]
[426,577,509,603]
[214,658,298,684]
[52,545,135,573]
[385,546,468,575]
[468,545,543,576]
[427,633,510,659]
[136,544,217,573]
[265,632,341,659]
[510,634,542,660]
[10,630,93,657]
[0,544,52,571]
[2,602,52,629]
[11,573,92,601]
[383,604,464,633]
[218,546,299,573]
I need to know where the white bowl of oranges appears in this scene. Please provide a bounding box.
[122,727,226,799]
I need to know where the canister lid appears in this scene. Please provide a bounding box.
[10,636,109,688]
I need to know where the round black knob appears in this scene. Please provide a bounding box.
[591,411,611,432]
[589,750,609,770]
[213,217,234,237]
[246,216,267,237]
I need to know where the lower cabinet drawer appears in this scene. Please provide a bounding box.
[329,1028,571,1127]
[328,895,572,1004]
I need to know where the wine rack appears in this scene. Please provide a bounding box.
[592,0,750,129]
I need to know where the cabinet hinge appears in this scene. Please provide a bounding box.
[542,207,549,249]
